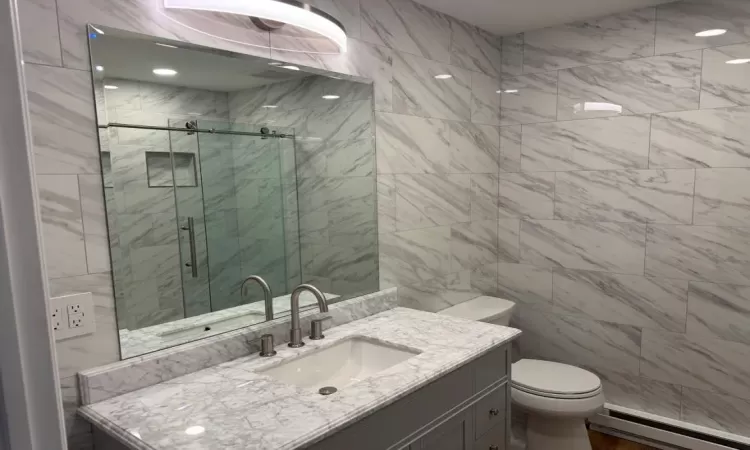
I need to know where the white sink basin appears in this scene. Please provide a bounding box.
[259,337,420,390]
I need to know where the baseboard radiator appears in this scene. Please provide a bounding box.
[590,408,750,450]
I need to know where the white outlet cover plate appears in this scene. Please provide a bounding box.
[50,292,96,341]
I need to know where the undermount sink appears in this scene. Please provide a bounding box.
[259,337,420,391]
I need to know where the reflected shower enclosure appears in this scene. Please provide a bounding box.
[89,26,379,358]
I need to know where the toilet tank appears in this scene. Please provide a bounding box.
[437,296,516,326]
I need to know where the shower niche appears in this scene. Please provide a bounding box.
[89,25,379,358]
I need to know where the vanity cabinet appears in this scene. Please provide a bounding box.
[308,344,510,450]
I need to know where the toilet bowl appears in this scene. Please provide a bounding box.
[438,296,605,450]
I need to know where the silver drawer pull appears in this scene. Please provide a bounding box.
[489,408,500,416]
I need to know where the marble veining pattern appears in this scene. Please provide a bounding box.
[686,282,750,346]
[693,168,750,226]
[701,43,750,109]
[80,308,520,450]
[499,72,558,126]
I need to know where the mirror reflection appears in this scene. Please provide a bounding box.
[89,27,379,358]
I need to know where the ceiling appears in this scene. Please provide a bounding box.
[90,32,310,92]
[413,0,675,35]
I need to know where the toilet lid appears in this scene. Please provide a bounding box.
[512,360,601,399]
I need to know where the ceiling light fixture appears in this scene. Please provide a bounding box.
[262,105,278,108]
[155,42,179,48]
[726,58,750,65]
[153,68,178,76]
[434,74,453,80]
[163,0,348,53]
[322,95,340,100]
[95,65,104,72]
[104,85,119,90]
[185,426,205,436]
[695,29,727,37]
[281,65,300,71]
[268,62,283,66]
[501,89,519,94]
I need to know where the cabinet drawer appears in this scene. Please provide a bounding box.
[474,386,506,440]
[474,346,508,393]
[473,421,506,450]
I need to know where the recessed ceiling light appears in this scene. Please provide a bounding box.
[434,74,452,80]
[155,42,178,48]
[268,62,283,66]
[104,85,119,90]
[502,89,519,94]
[322,95,340,100]
[153,68,178,76]
[90,25,105,35]
[185,426,205,436]
[281,65,300,71]
[95,65,104,72]
[262,105,278,108]
[695,29,727,37]
[726,58,750,65]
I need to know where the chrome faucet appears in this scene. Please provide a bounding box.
[288,284,328,348]
[240,275,274,321]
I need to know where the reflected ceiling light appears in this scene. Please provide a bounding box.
[268,62,283,66]
[695,29,727,37]
[322,95,340,100]
[163,0,348,53]
[434,74,453,80]
[155,42,179,48]
[281,65,300,71]
[501,89,519,94]
[727,58,750,64]
[104,85,119,90]
[262,105,278,108]
[95,65,104,72]
[153,68,178,76]
[185,426,205,436]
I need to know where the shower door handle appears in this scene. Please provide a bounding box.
[181,217,199,278]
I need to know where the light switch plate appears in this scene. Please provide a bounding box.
[50,292,96,341]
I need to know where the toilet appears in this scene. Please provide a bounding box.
[438,296,605,450]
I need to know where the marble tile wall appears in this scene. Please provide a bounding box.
[496,0,750,440]
[16,0,750,447]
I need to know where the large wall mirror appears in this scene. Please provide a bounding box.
[88,26,379,358]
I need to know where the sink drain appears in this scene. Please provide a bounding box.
[318,386,338,396]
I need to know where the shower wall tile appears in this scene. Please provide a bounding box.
[597,370,682,420]
[450,20,503,76]
[25,64,101,175]
[554,169,695,224]
[497,172,555,220]
[470,174,498,221]
[645,225,750,286]
[496,263,553,309]
[498,219,521,264]
[519,220,646,274]
[361,0,452,63]
[500,34,524,76]
[393,51,472,121]
[650,107,750,169]
[37,175,88,279]
[522,8,656,73]
[395,174,470,231]
[518,308,642,377]
[377,175,397,234]
[681,387,750,437]
[470,72,501,126]
[553,270,688,332]
[138,84,225,118]
[499,72,558,126]
[18,0,62,66]
[557,51,702,120]
[105,79,141,112]
[654,0,750,55]
[376,113,451,174]
[641,329,750,401]
[498,126,521,172]
[78,175,111,273]
[450,220,499,272]
[448,122,499,173]
[687,281,750,345]
[701,43,750,109]
[398,270,478,313]
[693,168,750,226]
[521,115,651,172]
[379,226,451,287]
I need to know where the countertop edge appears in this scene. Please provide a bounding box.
[78,407,155,450]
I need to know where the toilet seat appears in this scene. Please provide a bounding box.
[512,359,602,400]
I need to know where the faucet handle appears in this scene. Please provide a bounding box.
[310,316,331,340]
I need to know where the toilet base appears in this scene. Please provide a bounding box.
[526,414,591,450]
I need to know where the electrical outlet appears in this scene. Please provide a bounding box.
[49,292,96,341]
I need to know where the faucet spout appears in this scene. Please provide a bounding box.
[240,275,274,321]
[288,284,328,348]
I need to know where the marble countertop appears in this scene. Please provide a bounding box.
[80,307,520,450]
